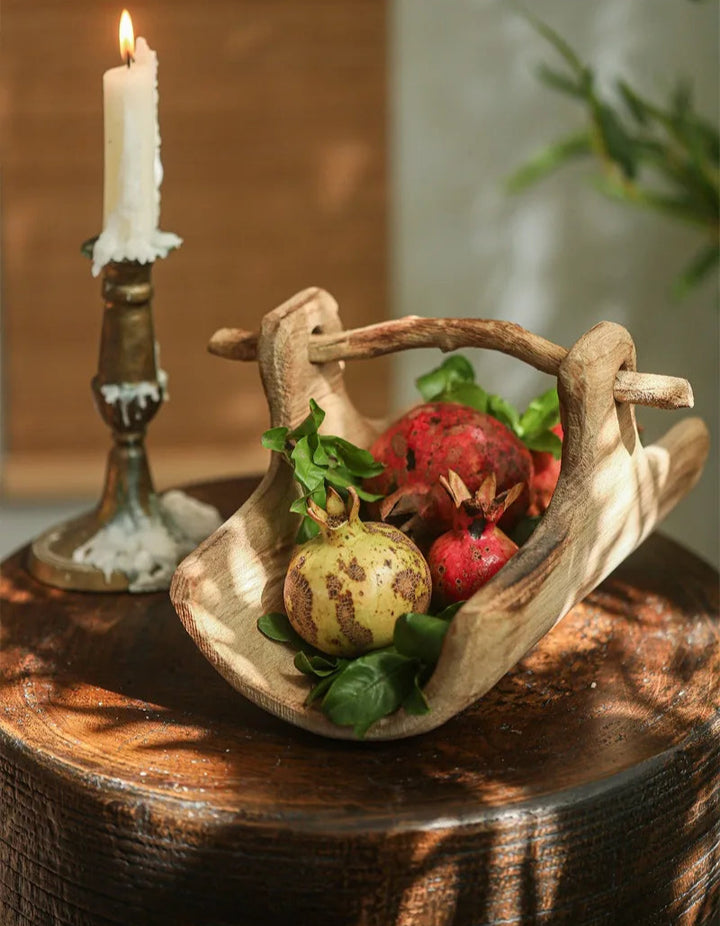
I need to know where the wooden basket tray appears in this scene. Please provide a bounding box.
[170,287,709,740]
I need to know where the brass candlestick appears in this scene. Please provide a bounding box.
[28,259,177,592]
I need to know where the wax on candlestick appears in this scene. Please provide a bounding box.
[100,369,169,427]
[92,19,181,276]
[72,490,223,592]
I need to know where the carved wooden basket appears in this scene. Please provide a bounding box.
[170,287,709,740]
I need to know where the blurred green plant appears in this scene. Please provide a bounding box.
[507,13,720,299]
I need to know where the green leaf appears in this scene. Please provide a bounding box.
[672,244,720,299]
[416,354,476,402]
[294,651,346,678]
[289,398,325,440]
[289,495,310,516]
[510,515,543,546]
[521,11,586,78]
[310,483,328,506]
[506,132,593,193]
[402,671,431,716]
[433,601,466,621]
[593,103,637,179]
[296,518,319,544]
[329,438,385,478]
[441,382,490,412]
[321,650,419,737]
[536,63,586,99]
[261,426,290,453]
[518,388,560,440]
[617,79,651,126]
[257,612,304,645]
[486,394,522,433]
[323,468,355,490]
[523,430,563,457]
[294,651,319,676]
[394,613,451,665]
[595,176,713,229]
[312,438,331,466]
[352,486,385,503]
[290,436,326,491]
[305,674,338,706]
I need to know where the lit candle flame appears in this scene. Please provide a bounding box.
[119,10,135,65]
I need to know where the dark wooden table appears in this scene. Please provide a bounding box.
[1,478,718,926]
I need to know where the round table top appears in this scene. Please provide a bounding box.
[1,477,718,925]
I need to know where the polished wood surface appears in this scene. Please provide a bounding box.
[1,0,388,498]
[1,478,718,925]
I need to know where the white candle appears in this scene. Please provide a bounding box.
[92,10,181,277]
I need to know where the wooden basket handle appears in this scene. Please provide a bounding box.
[210,313,694,410]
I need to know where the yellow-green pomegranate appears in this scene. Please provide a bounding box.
[284,486,432,657]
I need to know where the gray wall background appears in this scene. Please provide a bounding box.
[392,0,719,566]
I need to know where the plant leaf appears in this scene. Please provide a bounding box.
[394,613,451,665]
[510,515,543,546]
[441,382,491,412]
[321,650,419,737]
[595,175,713,229]
[593,103,637,179]
[536,63,586,99]
[416,354,476,402]
[518,388,560,439]
[289,495,310,515]
[261,426,290,452]
[352,486,385,502]
[329,438,386,478]
[617,80,651,126]
[434,601,466,621]
[296,518,319,544]
[402,670,431,715]
[312,438,331,466]
[521,11,586,78]
[294,651,346,678]
[257,612,304,645]
[305,674,338,706]
[291,436,326,492]
[523,430,563,456]
[506,132,593,193]
[323,468,355,490]
[486,394,522,433]
[289,398,325,440]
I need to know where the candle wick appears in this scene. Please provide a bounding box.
[125,53,134,68]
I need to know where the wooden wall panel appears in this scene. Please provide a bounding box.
[1,0,388,497]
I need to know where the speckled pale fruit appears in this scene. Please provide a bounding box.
[283,487,432,657]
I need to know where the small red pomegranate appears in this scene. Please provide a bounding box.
[365,402,533,533]
[428,471,523,608]
[528,423,563,516]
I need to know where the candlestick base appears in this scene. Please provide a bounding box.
[27,489,222,594]
[28,510,137,593]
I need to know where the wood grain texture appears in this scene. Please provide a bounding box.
[1,0,388,496]
[170,289,710,739]
[1,478,719,925]
[207,316,695,409]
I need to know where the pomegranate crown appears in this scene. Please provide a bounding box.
[306,486,361,531]
[439,470,524,525]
